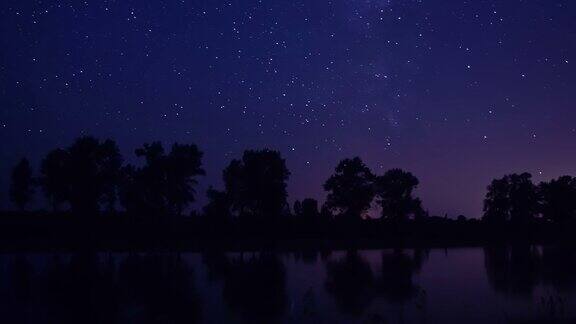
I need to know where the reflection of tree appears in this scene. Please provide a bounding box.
[203,253,287,323]
[202,250,232,282]
[2,255,34,323]
[483,245,576,298]
[540,247,576,292]
[293,250,319,264]
[42,253,119,323]
[2,253,201,324]
[117,253,201,323]
[376,249,427,304]
[485,246,576,322]
[484,245,541,297]
[10,255,33,301]
[325,251,375,316]
[325,250,427,318]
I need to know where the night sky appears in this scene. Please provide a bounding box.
[1,0,575,217]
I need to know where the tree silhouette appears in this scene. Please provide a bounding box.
[164,143,205,215]
[293,200,302,217]
[539,176,576,223]
[203,187,232,228]
[301,198,319,220]
[222,149,290,221]
[99,140,123,212]
[132,142,173,215]
[69,137,122,215]
[39,148,69,211]
[9,158,34,211]
[67,137,108,214]
[293,198,319,220]
[38,137,123,215]
[483,173,539,223]
[120,142,205,216]
[375,169,423,221]
[324,157,375,221]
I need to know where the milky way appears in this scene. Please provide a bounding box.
[1,0,575,217]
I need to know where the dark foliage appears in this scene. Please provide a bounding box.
[375,168,423,221]
[222,149,290,222]
[38,137,122,215]
[538,176,576,223]
[9,158,34,211]
[38,148,70,211]
[324,157,375,221]
[293,198,320,221]
[203,188,232,228]
[119,142,205,217]
[483,173,539,224]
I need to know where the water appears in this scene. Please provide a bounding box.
[0,246,575,323]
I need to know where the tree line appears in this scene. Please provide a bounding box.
[7,136,422,222]
[483,172,576,224]
[7,136,576,226]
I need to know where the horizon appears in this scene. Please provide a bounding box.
[1,136,573,219]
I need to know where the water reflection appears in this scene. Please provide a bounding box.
[0,247,576,323]
[376,249,427,304]
[484,245,576,297]
[203,252,287,323]
[1,253,201,323]
[484,245,576,322]
[325,249,428,318]
[484,245,541,297]
[325,251,375,316]
[540,246,576,292]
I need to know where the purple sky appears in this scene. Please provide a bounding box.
[1,0,575,217]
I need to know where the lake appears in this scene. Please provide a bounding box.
[0,246,575,323]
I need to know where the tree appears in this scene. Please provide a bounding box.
[539,176,576,223]
[222,149,290,221]
[320,203,333,223]
[38,137,122,215]
[99,140,123,212]
[118,164,145,215]
[483,173,539,223]
[165,143,205,215]
[66,137,122,215]
[10,158,34,211]
[39,148,69,211]
[324,157,374,221]
[203,187,232,226]
[482,177,508,223]
[292,200,302,217]
[120,142,205,216]
[125,142,168,215]
[375,169,423,221]
[300,198,319,221]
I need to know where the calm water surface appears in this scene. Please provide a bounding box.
[0,246,575,323]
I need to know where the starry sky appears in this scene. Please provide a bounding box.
[1,0,576,217]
